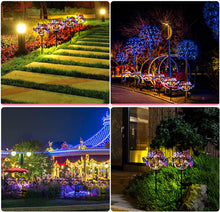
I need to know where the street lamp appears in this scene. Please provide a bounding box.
[100,9,106,22]
[26,152,31,157]
[11,151,16,156]
[17,23,26,55]
[104,163,109,178]
[162,23,172,78]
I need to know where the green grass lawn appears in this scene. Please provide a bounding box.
[2,198,109,208]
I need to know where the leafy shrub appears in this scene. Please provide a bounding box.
[125,155,219,211]
[26,182,61,199]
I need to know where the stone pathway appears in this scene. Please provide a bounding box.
[2,25,109,104]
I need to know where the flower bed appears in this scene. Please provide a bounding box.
[1,24,96,64]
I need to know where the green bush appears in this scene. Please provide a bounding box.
[125,154,219,211]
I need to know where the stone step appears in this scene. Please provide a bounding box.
[81,37,109,42]
[86,35,109,39]
[2,71,109,93]
[53,49,109,58]
[68,44,109,52]
[43,55,109,66]
[2,85,104,104]
[26,62,109,77]
[76,41,109,46]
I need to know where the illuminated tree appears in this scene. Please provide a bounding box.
[139,25,162,62]
[4,140,53,179]
[125,37,146,71]
[203,1,219,40]
[176,40,198,81]
[116,51,128,74]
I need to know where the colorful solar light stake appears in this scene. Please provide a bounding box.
[153,74,165,96]
[75,15,86,36]
[143,150,168,193]
[48,19,65,47]
[172,151,193,201]
[64,16,78,44]
[33,24,50,54]
[163,77,179,101]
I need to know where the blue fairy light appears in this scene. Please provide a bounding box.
[203,2,219,40]
[116,52,128,63]
[176,40,198,60]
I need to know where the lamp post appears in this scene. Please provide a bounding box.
[17,24,26,55]
[163,23,173,78]
[100,9,106,22]
[143,150,167,193]
[104,163,109,179]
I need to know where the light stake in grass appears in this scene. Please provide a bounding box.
[33,24,50,54]
[75,15,86,36]
[49,20,65,47]
[64,17,78,44]
[143,150,167,193]
[17,24,26,55]
[172,151,193,202]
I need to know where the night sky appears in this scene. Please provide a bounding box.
[2,107,109,150]
[111,1,218,61]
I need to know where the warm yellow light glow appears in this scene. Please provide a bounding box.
[100,9,106,15]
[104,164,109,168]
[26,152,31,157]
[17,24,26,33]
[11,151,16,156]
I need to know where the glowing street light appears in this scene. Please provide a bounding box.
[100,8,106,22]
[11,151,16,156]
[26,152,31,157]
[163,22,173,78]
[17,23,26,55]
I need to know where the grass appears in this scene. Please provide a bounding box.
[76,41,109,47]
[1,85,104,104]
[65,45,109,53]
[25,62,109,81]
[1,24,109,76]
[2,71,109,92]
[38,56,109,69]
[53,50,109,59]
[2,198,109,208]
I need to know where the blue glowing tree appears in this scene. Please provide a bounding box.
[139,25,162,62]
[125,37,146,71]
[203,2,219,40]
[116,51,128,75]
[177,40,198,101]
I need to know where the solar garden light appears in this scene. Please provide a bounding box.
[143,150,168,193]
[100,8,106,22]
[172,151,193,201]
[49,19,65,47]
[33,24,50,54]
[75,15,86,36]
[17,23,26,55]
[105,163,109,178]
[162,77,179,101]
[64,16,78,44]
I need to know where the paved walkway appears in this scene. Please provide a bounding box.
[2,25,109,104]
[111,83,219,104]
[111,170,144,211]
[111,85,169,104]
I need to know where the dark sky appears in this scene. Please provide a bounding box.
[2,107,109,150]
[111,1,218,60]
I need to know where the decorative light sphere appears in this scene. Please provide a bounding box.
[104,163,109,168]
[49,19,65,32]
[100,9,106,15]
[172,151,193,171]
[203,2,219,40]
[17,24,26,34]
[125,37,146,55]
[142,150,168,171]
[176,40,198,60]
[116,51,128,63]
[139,25,162,48]
[65,16,78,28]
[11,151,16,156]
[75,15,86,24]
[33,24,50,37]
[26,152,31,157]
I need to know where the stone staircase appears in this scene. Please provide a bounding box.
[2,25,109,104]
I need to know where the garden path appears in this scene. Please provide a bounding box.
[1,25,109,104]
